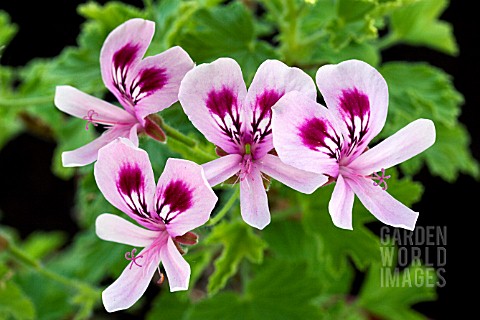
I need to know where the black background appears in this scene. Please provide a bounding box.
[0,1,475,318]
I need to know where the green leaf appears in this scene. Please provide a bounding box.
[147,291,191,320]
[177,2,277,82]
[0,280,36,320]
[380,62,478,180]
[0,11,17,49]
[205,220,267,295]
[190,260,323,319]
[0,66,23,149]
[357,263,437,320]
[389,0,458,55]
[21,232,66,260]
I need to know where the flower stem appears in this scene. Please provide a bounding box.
[161,122,216,163]
[0,96,53,107]
[207,188,240,226]
[6,243,99,295]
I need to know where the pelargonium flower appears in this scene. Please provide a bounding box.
[179,58,327,229]
[272,60,436,230]
[54,18,194,167]
[94,138,217,312]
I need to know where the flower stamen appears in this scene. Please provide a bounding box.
[83,109,99,130]
[125,248,143,269]
[372,168,391,190]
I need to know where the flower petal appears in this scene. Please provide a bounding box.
[258,154,328,194]
[62,125,137,167]
[126,46,194,125]
[100,18,155,113]
[54,85,136,125]
[154,159,218,237]
[102,245,162,312]
[179,58,247,154]
[316,60,388,161]
[94,138,156,229]
[347,175,418,230]
[160,237,191,291]
[96,213,158,247]
[348,119,436,175]
[202,154,242,187]
[272,91,341,177]
[240,167,270,229]
[243,60,317,158]
[328,175,354,230]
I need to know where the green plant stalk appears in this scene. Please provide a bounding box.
[7,244,100,296]
[0,96,53,107]
[207,188,240,226]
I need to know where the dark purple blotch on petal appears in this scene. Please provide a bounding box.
[129,67,168,104]
[250,89,283,146]
[156,180,193,224]
[117,163,149,217]
[113,43,140,71]
[299,117,341,159]
[206,87,242,146]
[338,88,370,156]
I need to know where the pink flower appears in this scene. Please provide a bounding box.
[54,18,194,167]
[94,138,217,312]
[272,60,436,230]
[179,58,327,230]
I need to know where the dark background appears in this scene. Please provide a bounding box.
[0,0,475,318]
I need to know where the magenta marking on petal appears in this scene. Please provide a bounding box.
[250,89,283,147]
[206,87,243,146]
[129,67,168,105]
[338,88,371,157]
[117,163,149,218]
[299,117,342,159]
[372,168,391,190]
[156,180,193,224]
[112,43,141,95]
[125,248,144,269]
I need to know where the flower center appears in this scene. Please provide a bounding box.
[239,153,253,181]
[372,168,391,190]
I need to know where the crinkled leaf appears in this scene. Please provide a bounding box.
[205,220,267,295]
[190,260,323,319]
[0,11,17,49]
[177,2,277,82]
[389,0,458,55]
[380,62,478,180]
[358,263,438,320]
[0,280,36,320]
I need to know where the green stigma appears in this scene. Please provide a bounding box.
[245,143,251,155]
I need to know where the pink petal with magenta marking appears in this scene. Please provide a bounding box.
[100,18,155,113]
[94,138,156,229]
[316,60,388,161]
[244,60,317,158]
[179,58,247,154]
[127,47,194,126]
[272,91,341,178]
[154,158,218,238]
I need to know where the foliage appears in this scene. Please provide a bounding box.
[0,0,466,319]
